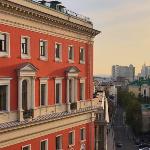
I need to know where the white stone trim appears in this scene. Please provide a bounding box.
[79,47,85,64]
[40,139,48,150]
[21,36,31,59]
[18,77,35,111]
[55,42,62,62]
[0,31,10,58]
[80,79,85,101]
[39,39,48,61]
[40,78,49,106]
[68,45,74,63]
[55,78,62,104]
[22,144,31,150]
[0,78,12,112]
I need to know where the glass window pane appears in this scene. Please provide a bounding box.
[41,141,46,150]
[0,33,6,52]
[56,83,60,103]
[0,85,7,111]
[41,84,46,106]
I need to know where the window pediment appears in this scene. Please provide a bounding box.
[65,66,80,74]
[17,63,38,77]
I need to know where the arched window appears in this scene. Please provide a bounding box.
[22,80,27,110]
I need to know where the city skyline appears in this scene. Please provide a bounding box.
[63,0,150,75]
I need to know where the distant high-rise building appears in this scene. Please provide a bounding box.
[141,64,150,78]
[112,64,135,82]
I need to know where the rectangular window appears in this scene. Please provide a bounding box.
[21,37,28,54]
[40,40,48,61]
[0,33,6,52]
[80,48,85,64]
[80,83,84,100]
[40,139,48,150]
[69,131,75,145]
[40,84,46,106]
[55,43,62,61]
[40,41,46,56]
[80,128,86,141]
[0,85,7,111]
[0,32,10,57]
[56,135,62,150]
[68,46,74,62]
[22,145,31,150]
[21,36,30,59]
[56,83,60,104]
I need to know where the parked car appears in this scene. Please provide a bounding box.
[116,142,123,147]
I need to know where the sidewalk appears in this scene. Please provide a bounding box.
[107,126,116,150]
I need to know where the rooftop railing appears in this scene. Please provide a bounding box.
[31,0,92,24]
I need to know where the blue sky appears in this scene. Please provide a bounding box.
[62,0,150,75]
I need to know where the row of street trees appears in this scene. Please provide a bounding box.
[117,89,142,135]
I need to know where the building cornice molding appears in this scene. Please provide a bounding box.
[0,0,100,37]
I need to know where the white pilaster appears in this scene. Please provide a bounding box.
[71,78,75,103]
[18,77,23,111]
[74,78,78,102]
[31,77,35,109]
[67,78,71,112]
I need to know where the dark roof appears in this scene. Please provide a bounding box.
[0,106,98,130]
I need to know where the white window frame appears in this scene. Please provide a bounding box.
[80,128,86,141]
[0,78,11,112]
[40,78,49,107]
[79,47,85,64]
[22,144,31,150]
[56,135,63,150]
[40,39,48,61]
[21,36,31,59]
[68,45,74,63]
[55,78,62,104]
[68,130,75,146]
[80,79,85,101]
[40,139,48,150]
[55,42,62,62]
[0,31,10,58]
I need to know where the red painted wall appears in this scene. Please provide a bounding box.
[0,24,94,111]
[0,122,95,150]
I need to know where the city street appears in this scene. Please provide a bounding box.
[113,106,137,150]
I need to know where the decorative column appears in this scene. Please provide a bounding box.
[72,78,75,103]
[66,78,71,112]
[31,77,35,109]
[31,77,36,118]
[18,77,24,121]
[74,78,78,102]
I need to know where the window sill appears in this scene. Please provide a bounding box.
[68,60,74,64]
[68,144,75,148]
[55,58,62,63]
[80,61,85,64]
[40,56,48,61]
[81,139,86,143]
[0,52,10,58]
[0,111,9,114]
[21,54,31,59]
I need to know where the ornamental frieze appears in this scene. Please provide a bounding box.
[0,0,100,37]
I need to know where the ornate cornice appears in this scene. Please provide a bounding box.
[0,0,100,37]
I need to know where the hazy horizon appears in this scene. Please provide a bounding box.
[62,0,150,75]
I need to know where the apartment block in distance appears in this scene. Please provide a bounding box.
[112,64,135,82]
[0,0,108,150]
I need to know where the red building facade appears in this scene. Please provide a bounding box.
[0,0,105,150]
